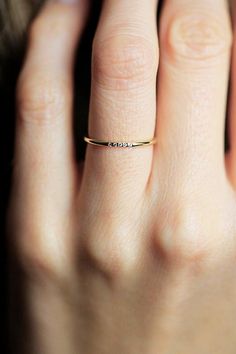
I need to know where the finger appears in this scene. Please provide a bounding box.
[154,0,232,195]
[12,0,89,267]
[226,2,236,187]
[80,0,158,211]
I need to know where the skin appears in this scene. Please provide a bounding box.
[7,0,236,353]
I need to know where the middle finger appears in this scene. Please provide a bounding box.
[153,0,232,199]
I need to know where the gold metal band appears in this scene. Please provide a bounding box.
[84,136,157,148]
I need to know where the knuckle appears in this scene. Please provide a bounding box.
[29,15,66,43]
[92,34,158,91]
[16,72,69,125]
[154,205,212,267]
[162,10,232,63]
[16,237,63,283]
[79,221,139,279]
[11,217,70,283]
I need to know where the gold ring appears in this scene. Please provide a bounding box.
[84,136,157,148]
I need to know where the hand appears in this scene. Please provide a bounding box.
[8,0,236,353]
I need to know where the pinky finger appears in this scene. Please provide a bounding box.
[11,0,89,268]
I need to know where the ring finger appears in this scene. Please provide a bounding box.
[78,0,159,270]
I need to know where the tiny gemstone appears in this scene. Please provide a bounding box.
[108,141,133,148]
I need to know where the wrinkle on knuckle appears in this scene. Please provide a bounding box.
[16,73,69,125]
[162,10,232,63]
[92,35,157,91]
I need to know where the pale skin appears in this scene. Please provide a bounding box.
[7,0,236,353]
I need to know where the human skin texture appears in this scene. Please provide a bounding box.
[7,0,236,353]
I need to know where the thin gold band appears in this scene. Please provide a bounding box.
[84,136,157,148]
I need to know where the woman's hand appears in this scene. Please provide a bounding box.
[8,0,236,353]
